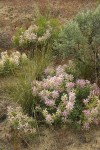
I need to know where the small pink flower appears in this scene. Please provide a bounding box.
[42,82,49,89]
[83,122,90,130]
[45,114,54,124]
[83,110,90,117]
[52,90,59,99]
[61,94,68,105]
[62,110,68,117]
[76,79,86,88]
[91,83,100,96]
[45,99,55,107]
[66,101,74,111]
[66,82,75,89]
[56,65,65,76]
[69,92,76,102]
[83,98,89,104]
[65,74,74,81]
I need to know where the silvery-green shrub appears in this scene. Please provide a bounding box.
[56,6,100,83]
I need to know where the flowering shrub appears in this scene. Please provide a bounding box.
[32,64,100,130]
[82,84,100,129]
[12,17,61,56]
[0,51,28,76]
[7,106,36,139]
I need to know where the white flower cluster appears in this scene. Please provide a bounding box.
[18,24,52,45]
[7,106,36,134]
[38,29,51,42]
[0,51,28,75]
[19,25,38,44]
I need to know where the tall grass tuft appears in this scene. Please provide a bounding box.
[10,47,53,115]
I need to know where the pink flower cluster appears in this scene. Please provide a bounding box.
[32,64,100,128]
[82,95,100,130]
[76,79,90,88]
[83,108,100,129]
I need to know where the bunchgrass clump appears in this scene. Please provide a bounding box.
[10,47,53,115]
